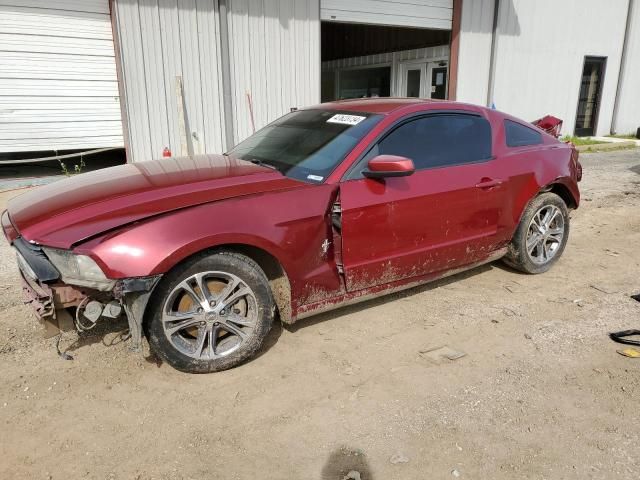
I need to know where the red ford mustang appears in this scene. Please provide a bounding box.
[2,99,582,373]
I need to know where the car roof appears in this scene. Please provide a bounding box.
[310,98,487,115]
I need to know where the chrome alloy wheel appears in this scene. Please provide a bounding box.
[525,205,565,265]
[161,271,258,360]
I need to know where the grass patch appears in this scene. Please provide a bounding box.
[560,135,606,146]
[606,133,638,140]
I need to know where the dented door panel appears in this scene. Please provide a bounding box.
[340,160,509,292]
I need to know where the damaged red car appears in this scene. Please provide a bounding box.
[2,99,582,373]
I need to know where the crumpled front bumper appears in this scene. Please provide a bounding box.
[19,265,91,337]
[9,232,82,335]
[20,269,54,321]
[17,247,161,350]
[5,211,162,348]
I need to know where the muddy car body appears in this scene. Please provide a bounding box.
[2,99,582,373]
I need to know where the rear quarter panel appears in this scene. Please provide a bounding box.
[488,112,580,233]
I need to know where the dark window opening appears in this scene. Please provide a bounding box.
[574,56,607,137]
[406,69,421,97]
[338,67,391,100]
[505,120,543,147]
[361,114,492,173]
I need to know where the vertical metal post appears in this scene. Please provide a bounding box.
[109,0,133,162]
[218,0,236,150]
[448,0,463,101]
[486,0,501,107]
[611,0,635,134]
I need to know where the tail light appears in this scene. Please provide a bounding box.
[570,147,582,182]
[577,159,583,182]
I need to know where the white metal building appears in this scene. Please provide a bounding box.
[457,0,640,138]
[0,0,123,154]
[0,0,638,162]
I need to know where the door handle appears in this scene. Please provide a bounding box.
[475,178,504,189]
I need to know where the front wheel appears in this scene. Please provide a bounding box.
[145,251,274,373]
[504,192,570,274]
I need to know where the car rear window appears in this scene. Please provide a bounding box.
[505,119,543,147]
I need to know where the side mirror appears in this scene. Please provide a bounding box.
[363,155,415,179]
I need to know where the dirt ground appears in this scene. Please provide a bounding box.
[1,150,639,480]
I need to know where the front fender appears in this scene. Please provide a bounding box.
[150,232,286,277]
[75,184,341,308]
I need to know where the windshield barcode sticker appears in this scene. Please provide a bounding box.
[327,114,366,126]
[307,174,324,182]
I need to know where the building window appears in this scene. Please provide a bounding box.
[338,66,391,100]
[505,120,543,147]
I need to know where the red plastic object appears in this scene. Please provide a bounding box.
[162,147,172,157]
[532,115,563,138]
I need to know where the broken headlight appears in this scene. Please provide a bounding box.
[42,247,115,290]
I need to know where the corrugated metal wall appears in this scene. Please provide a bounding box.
[0,0,123,153]
[455,0,494,106]
[457,0,632,136]
[227,0,320,144]
[114,0,320,161]
[113,0,227,162]
[615,3,640,135]
[321,0,452,30]
[322,45,449,70]
[492,0,629,136]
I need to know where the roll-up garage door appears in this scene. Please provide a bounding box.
[0,0,123,153]
[321,0,453,29]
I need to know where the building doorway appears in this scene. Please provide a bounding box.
[399,62,426,97]
[398,60,449,98]
[430,64,448,99]
[321,22,451,102]
[574,56,607,137]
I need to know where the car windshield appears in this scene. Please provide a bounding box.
[227,109,382,183]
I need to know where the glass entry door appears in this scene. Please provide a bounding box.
[575,57,606,137]
[429,65,448,99]
[399,61,448,99]
[400,62,427,97]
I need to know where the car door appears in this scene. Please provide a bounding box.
[339,112,509,292]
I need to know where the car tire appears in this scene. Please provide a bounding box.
[145,251,274,373]
[504,192,570,274]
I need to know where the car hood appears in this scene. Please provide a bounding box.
[7,154,303,248]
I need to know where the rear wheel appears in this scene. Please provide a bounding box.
[504,192,570,274]
[145,252,274,373]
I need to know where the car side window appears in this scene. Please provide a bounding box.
[504,119,543,147]
[359,114,492,175]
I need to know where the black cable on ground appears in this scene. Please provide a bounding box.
[55,332,74,361]
[609,329,640,346]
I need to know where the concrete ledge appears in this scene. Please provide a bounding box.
[576,141,637,152]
